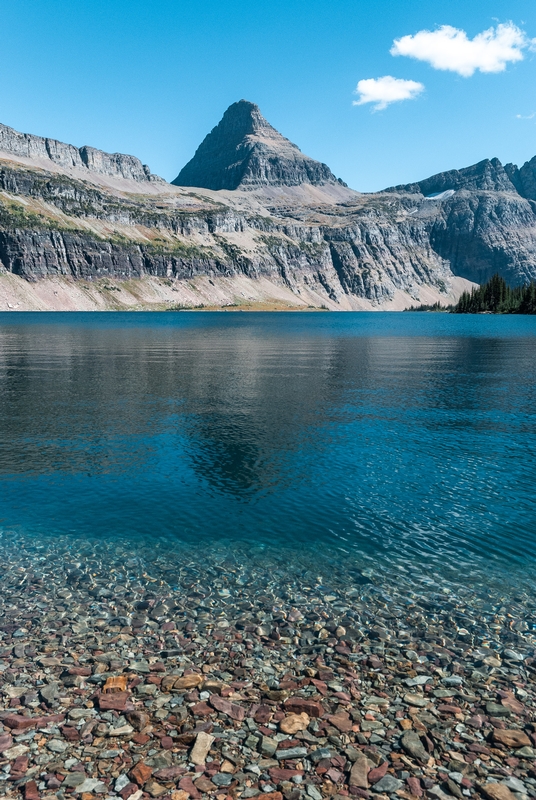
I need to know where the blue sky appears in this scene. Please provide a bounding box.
[1,0,535,191]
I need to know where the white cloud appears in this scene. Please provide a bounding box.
[391,22,533,77]
[353,76,425,111]
[516,112,536,119]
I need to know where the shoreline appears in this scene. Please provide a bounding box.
[0,274,475,314]
[1,531,535,800]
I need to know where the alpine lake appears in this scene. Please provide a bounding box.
[0,311,535,800]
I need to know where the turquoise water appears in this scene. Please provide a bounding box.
[0,311,535,590]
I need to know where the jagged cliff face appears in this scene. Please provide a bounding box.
[0,158,463,309]
[173,100,345,191]
[1,100,536,311]
[387,157,536,286]
[0,122,161,183]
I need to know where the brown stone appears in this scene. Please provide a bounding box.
[254,704,273,723]
[194,776,217,793]
[10,755,29,776]
[500,694,525,715]
[130,762,154,786]
[24,780,40,800]
[171,792,190,800]
[191,701,213,716]
[145,780,168,797]
[119,783,138,799]
[3,713,64,731]
[480,784,516,800]
[284,697,324,718]
[327,711,353,733]
[492,729,531,748]
[98,691,130,711]
[103,675,129,693]
[161,676,177,691]
[438,705,462,714]
[349,754,372,789]
[203,679,224,694]
[280,713,310,734]
[61,726,80,742]
[132,733,151,745]
[125,710,150,731]
[66,666,92,676]
[174,674,204,690]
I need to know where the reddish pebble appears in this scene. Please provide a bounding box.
[367,762,388,784]
[130,762,153,786]
[191,702,213,716]
[24,781,40,800]
[269,768,303,781]
[326,768,344,783]
[132,733,151,745]
[119,783,138,799]
[179,776,202,799]
[349,788,370,798]
[284,697,324,717]
[407,777,423,797]
[254,705,273,724]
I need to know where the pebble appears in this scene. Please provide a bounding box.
[373,774,404,793]
[0,529,535,800]
[190,731,215,764]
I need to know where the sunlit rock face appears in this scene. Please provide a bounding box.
[173,100,345,190]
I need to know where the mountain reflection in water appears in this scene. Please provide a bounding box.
[0,311,535,578]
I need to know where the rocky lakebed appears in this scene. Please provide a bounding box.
[0,529,535,800]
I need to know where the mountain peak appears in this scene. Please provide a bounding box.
[173,100,345,190]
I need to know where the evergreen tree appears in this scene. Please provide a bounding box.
[452,274,536,314]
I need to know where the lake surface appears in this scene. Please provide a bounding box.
[0,311,535,599]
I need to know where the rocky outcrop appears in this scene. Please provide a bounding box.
[0,122,161,183]
[385,157,536,286]
[173,100,345,190]
[388,158,519,196]
[505,156,536,201]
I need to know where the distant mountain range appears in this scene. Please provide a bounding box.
[0,100,535,311]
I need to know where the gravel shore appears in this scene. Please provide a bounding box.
[0,530,535,800]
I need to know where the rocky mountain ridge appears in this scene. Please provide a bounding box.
[0,100,535,311]
[0,122,162,184]
[389,155,536,201]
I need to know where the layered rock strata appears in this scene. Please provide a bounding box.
[0,122,160,183]
[0,161,461,308]
[173,100,346,190]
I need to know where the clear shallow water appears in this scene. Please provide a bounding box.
[0,311,535,591]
